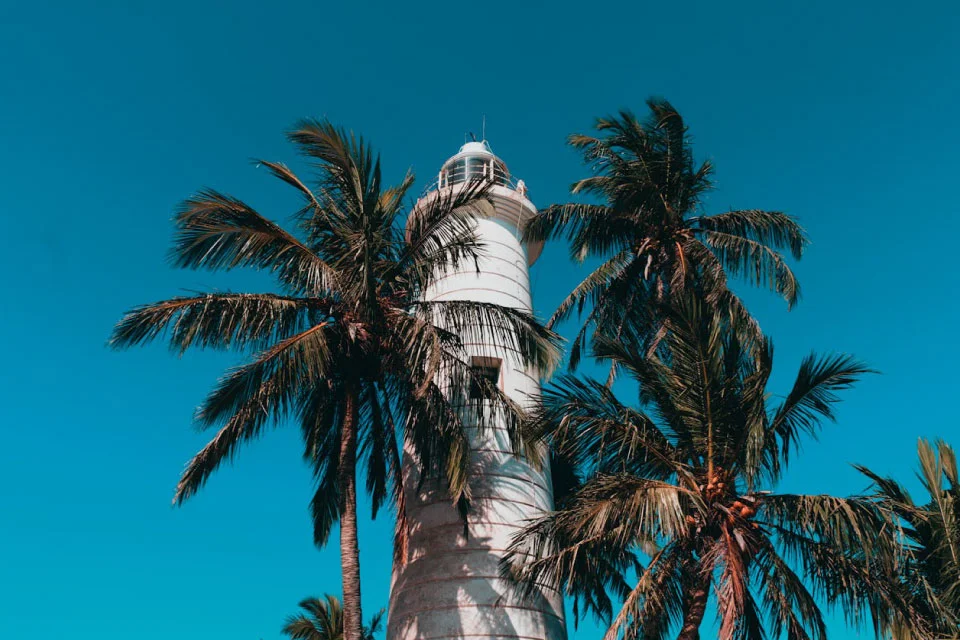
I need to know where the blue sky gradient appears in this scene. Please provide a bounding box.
[1,1,958,638]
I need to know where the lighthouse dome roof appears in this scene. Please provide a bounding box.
[456,140,494,155]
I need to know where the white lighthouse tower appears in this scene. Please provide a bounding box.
[387,141,567,640]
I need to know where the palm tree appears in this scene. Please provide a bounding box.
[502,296,905,640]
[110,122,560,640]
[523,98,808,373]
[857,439,960,638]
[282,595,384,640]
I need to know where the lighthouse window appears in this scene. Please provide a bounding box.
[444,158,468,184]
[466,157,487,181]
[469,357,501,399]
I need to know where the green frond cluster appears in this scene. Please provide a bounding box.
[503,297,897,640]
[523,97,810,378]
[282,595,384,640]
[855,440,960,637]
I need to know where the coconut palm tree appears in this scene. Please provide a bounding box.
[856,439,960,638]
[502,296,909,640]
[110,122,560,640]
[282,595,384,640]
[523,98,808,373]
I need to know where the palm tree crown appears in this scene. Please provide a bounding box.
[110,121,560,640]
[857,439,960,638]
[503,297,898,640]
[523,98,808,370]
[282,595,384,640]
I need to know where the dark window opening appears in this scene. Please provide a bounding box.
[469,358,501,400]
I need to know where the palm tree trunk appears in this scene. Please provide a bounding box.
[340,389,364,640]
[677,572,710,640]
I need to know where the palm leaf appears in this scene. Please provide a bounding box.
[173,323,334,504]
[409,299,562,376]
[171,189,338,295]
[109,292,329,354]
[603,544,685,640]
[699,230,802,308]
[767,354,875,476]
[196,322,333,427]
[691,209,807,260]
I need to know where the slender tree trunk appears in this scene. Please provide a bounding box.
[701,359,714,481]
[677,571,710,640]
[605,288,639,388]
[339,390,364,640]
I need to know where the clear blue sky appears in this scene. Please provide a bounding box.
[1,1,957,638]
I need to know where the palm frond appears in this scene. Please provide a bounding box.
[546,248,636,329]
[691,209,808,260]
[410,299,562,376]
[301,386,343,547]
[603,544,685,640]
[397,373,472,505]
[533,100,803,379]
[753,540,827,640]
[502,499,642,626]
[256,159,323,210]
[173,405,270,505]
[171,189,338,295]
[399,178,493,280]
[172,323,335,504]
[522,203,627,262]
[698,231,802,308]
[857,439,960,635]
[282,614,324,640]
[555,474,690,550]
[288,119,370,216]
[109,292,329,353]
[763,493,887,550]
[379,170,416,214]
[282,595,347,640]
[529,373,679,480]
[767,354,875,476]
[363,609,385,640]
[196,322,333,427]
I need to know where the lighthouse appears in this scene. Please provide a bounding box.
[387,141,568,640]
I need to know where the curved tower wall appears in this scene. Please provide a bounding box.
[388,143,567,640]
